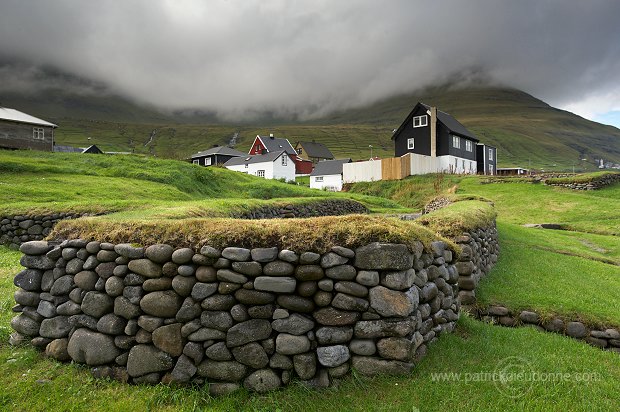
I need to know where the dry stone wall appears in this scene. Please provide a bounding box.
[452,224,499,305]
[544,173,620,190]
[1,200,367,249]
[11,237,465,393]
[474,306,620,354]
[232,199,367,219]
[0,213,88,250]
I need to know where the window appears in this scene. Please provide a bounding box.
[489,148,493,160]
[452,135,460,149]
[315,176,323,182]
[33,127,45,140]
[282,155,288,166]
[413,115,428,128]
[297,148,302,155]
[462,160,465,170]
[206,157,212,166]
[465,140,473,152]
[245,164,248,168]
[407,138,415,150]
[192,159,199,165]
[257,170,265,177]
[488,164,493,174]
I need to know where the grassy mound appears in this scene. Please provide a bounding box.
[417,200,498,237]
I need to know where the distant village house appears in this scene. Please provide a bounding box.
[190,146,245,166]
[295,141,335,164]
[54,144,103,154]
[249,134,313,175]
[343,102,497,183]
[310,158,351,191]
[0,107,57,152]
[224,150,296,181]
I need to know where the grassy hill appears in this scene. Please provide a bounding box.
[2,85,619,170]
[0,150,402,217]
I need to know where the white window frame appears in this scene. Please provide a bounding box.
[256,170,265,177]
[282,155,288,166]
[206,157,212,166]
[407,138,415,150]
[452,135,461,149]
[192,159,199,165]
[488,164,493,173]
[413,115,428,128]
[245,164,248,169]
[315,176,323,182]
[489,148,494,160]
[465,140,473,152]
[33,127,45,140]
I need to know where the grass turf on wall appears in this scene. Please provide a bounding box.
[49,215,445,254]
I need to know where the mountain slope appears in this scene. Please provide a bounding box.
[2,85,619,170]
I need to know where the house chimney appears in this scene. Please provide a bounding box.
[269,133,274,139]
[430,106,437,157]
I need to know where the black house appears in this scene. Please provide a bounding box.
[476,144,497,175]
[391,102,480,174]
[190,146,245,167]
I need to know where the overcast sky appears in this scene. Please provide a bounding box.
[1,0,619,125]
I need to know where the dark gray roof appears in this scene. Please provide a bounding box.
[54,144,102,154]
[297,141,334,159]
[420,103,478,141]
[191,146,245,158]
[257,136,297,156]
[310,158,351,176]
[223,150,288,167]
[53,145,85,153]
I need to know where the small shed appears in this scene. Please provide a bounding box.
[496,167,529,176]
[53,144,103,154]
[310,159,352,191]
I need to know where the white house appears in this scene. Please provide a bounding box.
[223,150,296,181]
[310,159,351,191]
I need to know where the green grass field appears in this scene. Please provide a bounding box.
[0,152,619,411]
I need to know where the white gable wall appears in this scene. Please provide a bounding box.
[271,153,296,181]
[310,173,343,191]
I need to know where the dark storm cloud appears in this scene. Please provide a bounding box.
[1,0,619,120]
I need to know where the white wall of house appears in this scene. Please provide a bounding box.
[226,162,270,177]
[310,174,343,191]
[343,160,382,183]
[226,153,295,181]
[271,153,296,181]
[436,155,477,174]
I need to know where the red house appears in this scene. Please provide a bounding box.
[248,134,313,175]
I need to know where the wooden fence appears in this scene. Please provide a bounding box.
[381,154,411,181]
